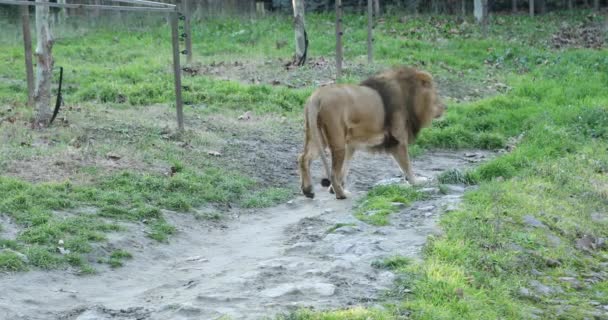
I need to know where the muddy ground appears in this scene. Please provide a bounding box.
[0,146,494,320]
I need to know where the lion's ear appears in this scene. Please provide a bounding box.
[415,71,433,87]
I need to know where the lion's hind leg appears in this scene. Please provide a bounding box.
[298,146,317,199]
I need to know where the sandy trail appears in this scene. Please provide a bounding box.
[0,150,491,320]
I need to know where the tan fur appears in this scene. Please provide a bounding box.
[298,67,445,199]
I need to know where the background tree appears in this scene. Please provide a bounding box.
[34,0,54,124]
[292,0,307,65]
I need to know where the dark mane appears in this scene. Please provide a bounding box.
[360,68,422,148]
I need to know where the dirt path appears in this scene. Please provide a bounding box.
[0,150,492,320]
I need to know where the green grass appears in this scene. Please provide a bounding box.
[1,7,608,319]
[355,185,426,226]
[107,249,133,268]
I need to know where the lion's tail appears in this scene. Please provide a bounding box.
[306,96,332,188]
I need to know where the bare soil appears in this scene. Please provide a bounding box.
[0,148,494,320]
[183,57,500,103]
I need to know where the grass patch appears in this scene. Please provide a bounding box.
[355,185,425,226]
[241,187,292,208]
[437,168,477,185]
[371,256,412,271]
[107,249,133,268]
[0,250,28,272]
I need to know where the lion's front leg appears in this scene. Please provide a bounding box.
[390,144,418,185]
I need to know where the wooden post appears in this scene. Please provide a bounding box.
[21,5,35,107]
[529,0,534,17]
[170,11,184,131]
[367,0,373,64]
[183,0,192,64]
[35,0,54,124]
[335,0,343,78]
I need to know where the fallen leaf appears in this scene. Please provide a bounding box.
[238,111,252,121]
[106,152,121,160]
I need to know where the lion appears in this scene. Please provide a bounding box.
[297,66,445,200]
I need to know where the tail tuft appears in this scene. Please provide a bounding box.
[321,178,331,187]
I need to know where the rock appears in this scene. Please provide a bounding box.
[302,283,336,296]
[261,283,299,298]
[558,277,584,290]
[444,203,459,212]
[238,111,252,121]
[420,187,439,194]
[443,185,465,194]
[261,282,335,298]
[522,215,547,229]
[529,280,562,296]
[418,205,435,212]
[374,178,403,186]
[518,287,540,301]
[106,152,121,160]
[546,258,562,268]
[591,212,607,223]
[547,234,561,247]
[333,226,360,235]
[391,202,406,209]
[576,235,606,252]
[323,209,333,214]
[333,242,355,254]
[330,260,354,272]
[286,242,314,253]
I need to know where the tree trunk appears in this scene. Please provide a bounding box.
[538,0,546,14]
[462,0,467,16]
[292,0,306,64]
[568,0,573,10]
[474,0,483,22]
[367,0,373,64]
[475,0,489,36]
[529,0,534,17]
[35,0,54,124]
[335,0,343,78]
[512,0,517,13]
[21,5,35,107]
[373,0,380,16]
[183,0,193,64]
[593,0,599,11]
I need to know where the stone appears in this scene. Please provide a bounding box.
[374,178,403,186]
[333,226,360,235]
[418,205,435,212]
[262,282,336,298]
[443,184,465,194]
[419,187,439,195]
[302,283,336,297]
[529,280,562,296]
[547,234,562,247]
[522,215,547,229]
[333,242,355,254]
[261,284,299,298]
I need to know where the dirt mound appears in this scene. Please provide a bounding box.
[552,19,605,49]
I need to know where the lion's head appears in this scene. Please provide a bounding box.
[392,67,445,125]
